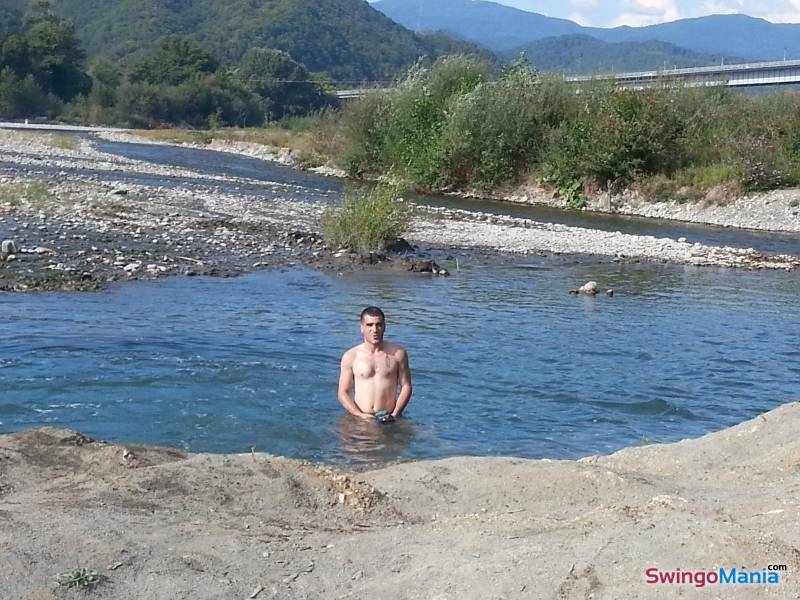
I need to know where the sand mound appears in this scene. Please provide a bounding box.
[2,405,799,599]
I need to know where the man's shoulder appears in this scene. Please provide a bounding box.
[341,344,362,360]
[385,342,407,356]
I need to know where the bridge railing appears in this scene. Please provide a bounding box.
[335,59,800,99]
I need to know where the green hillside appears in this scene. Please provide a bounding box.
[5,0,490,82]
[0,7,23,35]
[502,35,746,74]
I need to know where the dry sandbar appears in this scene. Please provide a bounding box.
[1,403,799,598]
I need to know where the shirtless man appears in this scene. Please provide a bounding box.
[338,306,412,422]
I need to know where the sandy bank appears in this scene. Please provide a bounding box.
[2,403,799,599]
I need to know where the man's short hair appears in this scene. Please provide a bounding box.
[360,306,385,322]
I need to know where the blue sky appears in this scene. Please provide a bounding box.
[379,1,800,27]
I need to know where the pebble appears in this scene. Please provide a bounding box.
[1,239,19,255]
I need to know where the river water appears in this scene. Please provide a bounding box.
[2,262,798,464]
[1,136,799,464]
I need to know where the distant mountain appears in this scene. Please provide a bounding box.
[2,0,491,82]
[585,14,797,62]
[374,0,800,62]
[503,35,748,74]
[373,0,583,50]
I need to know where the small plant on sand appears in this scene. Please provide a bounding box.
[322,185,410,253]
[57,567,99,589]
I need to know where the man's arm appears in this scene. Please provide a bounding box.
[338,350,372,419]
[391,349,413,418]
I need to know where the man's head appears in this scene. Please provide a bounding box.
[360,306,386,345]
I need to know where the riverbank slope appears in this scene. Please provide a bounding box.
[2,402,799,599]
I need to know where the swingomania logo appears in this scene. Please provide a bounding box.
[645,565,787,588]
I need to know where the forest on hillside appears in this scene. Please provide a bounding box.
[4,0,490,82]
[0,3,334,126]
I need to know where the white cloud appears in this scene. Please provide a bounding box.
[568,11,594,26]
[699,0,800,22]
[609,0,683,26]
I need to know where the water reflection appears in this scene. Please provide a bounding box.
[336,415,414,463]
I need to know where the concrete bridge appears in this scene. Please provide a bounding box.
[569,59,800,89]
[335,59,800,99]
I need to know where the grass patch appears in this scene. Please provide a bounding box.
[0,181,49,206]
[635,164,741,204]
[129,129,213,145]
[47,134,80,150]
[671,163,740,190]
[213,126,318,153]
[322,185,410,253]
[57,567,99,589]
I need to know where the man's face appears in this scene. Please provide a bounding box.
[360,315,386,345]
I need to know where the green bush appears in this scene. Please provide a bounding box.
[381,56,489,185]
[436,58,555,188]
[338,90,394,177]
[549,86,687,187]
[338,68,800,198]
[322,185,410,253]
[338,55,489,183]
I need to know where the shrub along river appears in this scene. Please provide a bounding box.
[1,137,799,463]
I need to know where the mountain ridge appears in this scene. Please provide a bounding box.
[373,0,800,61]
[2,0,490,82]
[501,34,750,74]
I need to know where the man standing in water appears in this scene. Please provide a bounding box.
[338,307,412,422]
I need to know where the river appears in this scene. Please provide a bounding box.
[1,135,799,464]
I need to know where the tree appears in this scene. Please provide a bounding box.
[88,58,121,108]
[0,34,32,77]
[130,37,219,86]
[237,47,330,119]
[0,7,23,38]
[24,0,91,100]
[0,66,50,118]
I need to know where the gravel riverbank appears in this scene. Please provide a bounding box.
[1,128,798,292]
[502,184,800,233]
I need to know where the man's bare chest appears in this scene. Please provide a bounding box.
[353,354,397,379]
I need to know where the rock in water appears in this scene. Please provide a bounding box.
[386,238,414,255]
[1,240,18,256]
[578,281,598,295]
